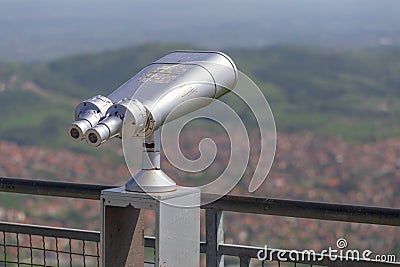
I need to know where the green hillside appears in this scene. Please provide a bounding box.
[1,44,400,152]
[228,46,400,141]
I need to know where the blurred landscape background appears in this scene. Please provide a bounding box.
[1,0,400,263]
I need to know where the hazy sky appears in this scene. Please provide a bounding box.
[0,0,399,60]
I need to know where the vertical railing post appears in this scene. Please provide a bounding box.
[206,209,224,267]
[239,256,250,267]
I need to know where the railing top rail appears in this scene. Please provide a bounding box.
[0,221,100,241]
[1,177,400,226]
[202,194,400,226]
[0,177,112,200]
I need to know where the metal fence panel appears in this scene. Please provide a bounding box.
[0,222,100,267]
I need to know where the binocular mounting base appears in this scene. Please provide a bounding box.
[125,169,177,193]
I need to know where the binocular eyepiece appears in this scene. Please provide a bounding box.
[69,98,148,147]
[85,116,122,147]
[68,95,113,142]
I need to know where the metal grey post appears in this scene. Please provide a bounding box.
[155,188,200,266]
[101,186,200,267]
[206,210,224,267]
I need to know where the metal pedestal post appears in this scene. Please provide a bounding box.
[101,186,200,267]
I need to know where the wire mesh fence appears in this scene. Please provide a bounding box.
[0,222,99,267]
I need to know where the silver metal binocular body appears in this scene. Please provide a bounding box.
[68,51,237,146]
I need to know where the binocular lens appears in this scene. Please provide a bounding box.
[70,128,80,139]
[88,133,98,144]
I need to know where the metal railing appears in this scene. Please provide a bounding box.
[1,177,400,267]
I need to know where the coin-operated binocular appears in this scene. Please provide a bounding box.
[68,51,237,192]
